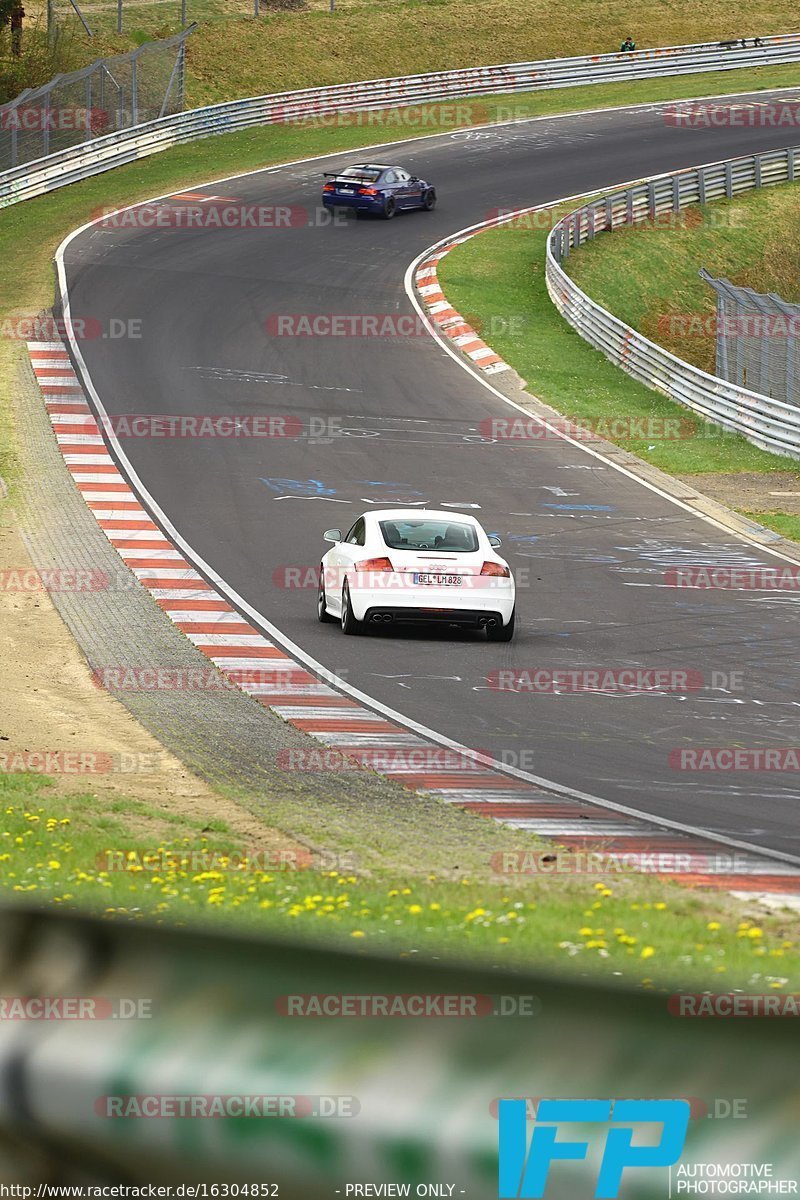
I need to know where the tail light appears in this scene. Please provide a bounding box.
[323,183,334,192]
[355,557,393,571]
[480,561,510,577]
[358,187,377,196]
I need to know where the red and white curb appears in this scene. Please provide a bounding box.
[28,338,800,899]
[415,244,511,376]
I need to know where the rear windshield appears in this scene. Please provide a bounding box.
[338,167,382,182]
[379,519,479,552]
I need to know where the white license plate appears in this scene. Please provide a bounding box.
[413,573,462,586]
[339,187,355,193]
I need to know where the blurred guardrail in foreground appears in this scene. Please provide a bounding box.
[547,145,800,460]
[1,33,800,209]
[0,905,797,1193]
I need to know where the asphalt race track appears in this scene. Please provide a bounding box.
[61,91,800,856]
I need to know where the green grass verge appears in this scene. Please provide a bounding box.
[742,511,800,539]
[438,215,796,476]
[4,773,799,990]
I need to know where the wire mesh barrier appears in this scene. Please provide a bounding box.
[0,26,195,174]
[546,146,800,460]
[0,904,798,1188]
[700,268,800,406]
[3,33,800,208]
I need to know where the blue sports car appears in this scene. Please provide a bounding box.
[322,164,437,219]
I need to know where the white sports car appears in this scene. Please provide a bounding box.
[317,509,515,640]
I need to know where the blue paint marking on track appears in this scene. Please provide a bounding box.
[543,503,616,512]
[261,478,336,496]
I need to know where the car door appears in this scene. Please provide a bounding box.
[380,169,399,205]
[395,168,421,208]
[332,517,366,606]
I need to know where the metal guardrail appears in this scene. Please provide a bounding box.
[0,905,798,1189]
[546,144,800,460]
[2,33,800,210]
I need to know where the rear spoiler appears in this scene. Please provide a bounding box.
[323,171,377,183]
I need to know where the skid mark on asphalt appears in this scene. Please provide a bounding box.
[28,337,800,899]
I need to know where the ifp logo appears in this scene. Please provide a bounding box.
[498,1098,690,1198]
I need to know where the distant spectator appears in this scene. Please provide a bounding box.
[620,36,636,51]
[10,2,24,56]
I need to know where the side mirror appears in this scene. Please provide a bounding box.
[323,528,342,543]
[488,534,502,547]
[409,176,419,182]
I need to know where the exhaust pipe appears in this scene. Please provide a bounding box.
[485,617,498,629]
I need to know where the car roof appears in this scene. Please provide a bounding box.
[366,509,482,525]
[347,163,398,171]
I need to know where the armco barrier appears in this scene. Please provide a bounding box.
[2,34,800,210]
[0,904,798,1189]
[546,145,800,459]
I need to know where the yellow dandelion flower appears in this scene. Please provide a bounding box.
[640,946,655,960]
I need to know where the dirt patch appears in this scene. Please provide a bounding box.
[680,471,800,516]
[0,512,298,852]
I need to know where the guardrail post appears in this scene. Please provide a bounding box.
[725,163,733,198]
[789,148,796,183]
[42,91,51,157]
[698,167,706,206]
[672,176,680,212]
[604,196,613,231]
[626,190,633,224]
[586,205,595,239]
[754,155,763,188]
[647,180,656,219]
[561,225,569,260]
[131,59,139,125]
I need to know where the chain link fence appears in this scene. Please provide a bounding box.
[0,24,194,172]
[700,268,800,406]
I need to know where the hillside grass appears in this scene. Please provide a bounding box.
[8,0,800,108]
[3,773,799,989]
[566,182,800,375]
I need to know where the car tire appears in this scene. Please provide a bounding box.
[423,188,436,211]
[341,582,363,635]
[382,197,396,220]
[318,570,336,623]
[486,608,515,642]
